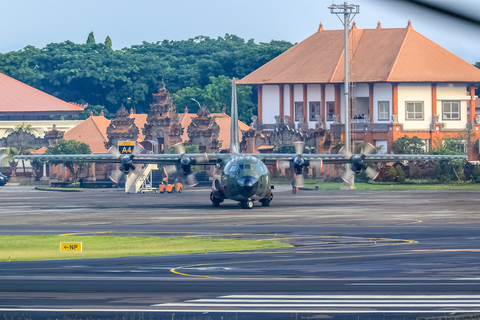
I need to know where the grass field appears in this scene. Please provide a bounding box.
[0,235,292,262]
[272,178,480,191]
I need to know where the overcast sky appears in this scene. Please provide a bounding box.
[1,0,479,63]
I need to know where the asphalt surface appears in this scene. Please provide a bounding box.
[1,185,480,319]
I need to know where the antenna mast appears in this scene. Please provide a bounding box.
[328,2,359,188]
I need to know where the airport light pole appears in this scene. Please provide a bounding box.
[190,98,202,110]
[328,2,359,188]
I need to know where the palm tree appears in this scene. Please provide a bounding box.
[0,147,31,175]
[4,121,39,136]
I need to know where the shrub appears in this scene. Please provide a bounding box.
[396,165,406,182]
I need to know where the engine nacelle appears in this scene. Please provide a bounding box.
[180,156,192,175]
[293,156,305,175]
[351,154,366,173]
[120,155,135,173]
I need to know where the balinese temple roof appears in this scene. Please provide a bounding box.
[34,110,249,154]
[237,21,480,85]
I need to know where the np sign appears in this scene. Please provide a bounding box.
[119,141,135,155]
[60,242,82,253]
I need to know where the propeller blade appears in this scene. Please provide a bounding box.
[276,160,290,170]
[363,142,375,156]
[108,146,121,158]
[163,165,177,177]
[187,174,198,187]
[339,146,352,158]
[309,159,323,170]
[195,153,209,164]
[294,174,304,188]
[365,167,379,180]
[342,169,354,184]
[294,141,304,155]
[174,142,185,155]
[109,169,123,184]
[132,142,145,155]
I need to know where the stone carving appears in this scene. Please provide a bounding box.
[432,114,440,123]
[142,86,184,152]
[0,128,48,149]
[254,125,316,151]
[44,124,65,146]
[187,104,221,152]
[315,114,325,130]
[250,115,258,130]
[392,114,399,123]
[297,117,308,132]
[283,115,290,125]
[364,115,371,124]
[105,105,139,150]
[333,115,341,124]
[476,115,480,124]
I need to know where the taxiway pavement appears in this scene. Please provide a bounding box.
[1,185,480,319]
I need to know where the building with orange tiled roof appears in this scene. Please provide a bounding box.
[63,115,110,154]
[0,72,87,120]
[237,21,480,157]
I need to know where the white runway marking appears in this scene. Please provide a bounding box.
[151,295,480,313]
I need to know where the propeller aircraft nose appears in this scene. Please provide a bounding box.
[236,176,258,198]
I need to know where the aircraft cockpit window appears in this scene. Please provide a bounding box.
[244,164,251,169]
[239,165,243,170]
[230,165,239,171]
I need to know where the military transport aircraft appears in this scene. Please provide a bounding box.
[15,78,467,209]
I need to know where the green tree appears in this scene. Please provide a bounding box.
[392,136,425,154]
[44,139,92,182]
[79,105,110,119]
[173,75,254,124]
[395,165,406,182]
[104,36,112,50]
[86,32,95,45]
[0,147,31,175]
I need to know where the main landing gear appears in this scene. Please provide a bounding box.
[260,192,273,207]
[210,192,223,207]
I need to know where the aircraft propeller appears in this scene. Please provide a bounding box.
[108,143,145,185]
[163,142,209,187]
[340,142,379,184]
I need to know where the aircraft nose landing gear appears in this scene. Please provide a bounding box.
[240,199,254,209]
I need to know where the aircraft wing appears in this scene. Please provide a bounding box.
[14,153,230,165]
[253,153,467,165]
[14,154,120,163]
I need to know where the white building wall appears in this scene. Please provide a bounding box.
[398,83,432,130]
[325,84,335,130]
[283,85,290,118]
[307,84,321,128]
[437,83,469,130]
[262,85,279,126]
[373,83,392,123]
[353,83,369,97]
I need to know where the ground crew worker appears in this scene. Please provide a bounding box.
[291,179,296,194]
[162,177,167,185]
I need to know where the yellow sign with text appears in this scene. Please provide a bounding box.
[60,242,82,253]
[119,141,135,155]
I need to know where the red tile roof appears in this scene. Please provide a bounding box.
[0,72,87,113]
[64,116,110,153]
[238,24,480,85]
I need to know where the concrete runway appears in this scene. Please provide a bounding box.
[1,185,480,319]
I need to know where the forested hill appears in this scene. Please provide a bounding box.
[0,33,293,123]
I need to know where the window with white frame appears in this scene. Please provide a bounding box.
[309,101,320,121]
[294,102,303,121]
[421,139,429,153]
[442,101,460,120]
[406,101,424,120]
[378,101,390,121]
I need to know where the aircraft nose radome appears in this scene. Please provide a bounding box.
[237,176,258,197]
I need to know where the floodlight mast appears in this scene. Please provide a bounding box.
[328,2,359,188]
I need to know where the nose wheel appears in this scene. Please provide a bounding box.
[240,199,254,209]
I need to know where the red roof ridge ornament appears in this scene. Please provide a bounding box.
[90,110,93,117]
[352,21,357,29]
[130,107,134,115]
[377,21,382,29]
[184,106,189,114]
[318,23,324,32]
[407,20,413,29]
[100,110,104,117]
